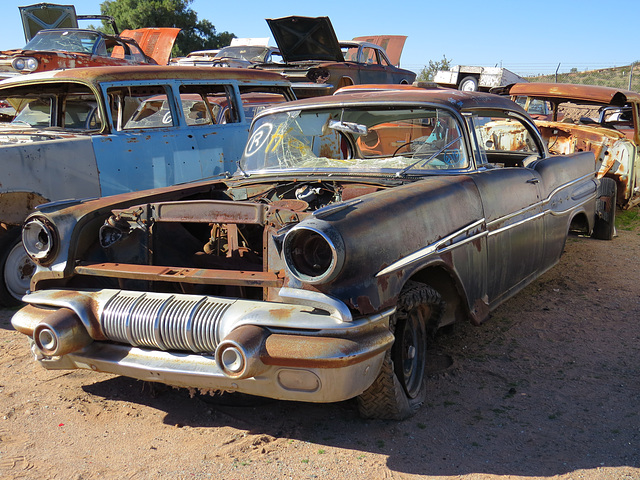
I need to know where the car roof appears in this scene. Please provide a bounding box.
[264,87,525,114]
[0,65,290,88]
[507,82,640,106]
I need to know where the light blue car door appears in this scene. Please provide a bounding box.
[92,81,247,197]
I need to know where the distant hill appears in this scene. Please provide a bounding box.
[524,63,640,92]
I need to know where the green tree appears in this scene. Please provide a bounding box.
[417,55,452,81]
[100,0,234,56]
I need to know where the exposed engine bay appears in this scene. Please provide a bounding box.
[86,179,386,299]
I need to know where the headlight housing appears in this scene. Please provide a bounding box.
[22,217,57,264]
[12,57,39,72]
[283,223,344,284]
[307,68,330,84]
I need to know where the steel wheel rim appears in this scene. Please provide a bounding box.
[4,241,34,300]
[396,309,427,398]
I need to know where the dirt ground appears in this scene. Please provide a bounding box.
[1,219,639,480]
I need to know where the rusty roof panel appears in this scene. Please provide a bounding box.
[508,82,640,105]
[0,65,289,89]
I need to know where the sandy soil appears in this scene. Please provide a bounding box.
[1,219,639,480]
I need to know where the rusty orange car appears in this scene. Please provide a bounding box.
[502,83,640,208]
[0,3,179,78]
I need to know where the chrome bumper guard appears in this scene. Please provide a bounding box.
[13,289,395,403]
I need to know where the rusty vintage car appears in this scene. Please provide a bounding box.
[12,88,615,420]
[0,65,295,306]
[0,3,180,78]
[257,16,416,98]
[499,82,640,208]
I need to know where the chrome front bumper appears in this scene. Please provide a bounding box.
[13,288,395,403]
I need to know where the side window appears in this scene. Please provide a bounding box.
[10,97,52,127]
[361,47,377,64]
[180,84,239,125]
[471,111,543,167]
[237,85,290,123]
[107,85,173,130]
[6,85,99,131]
[342,46,359,62]
[63,95,101,130]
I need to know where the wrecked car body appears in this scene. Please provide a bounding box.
[0,65,294,305]
[0,3,179,78]
[12,88,614,419]
[257,16,416,98]
[500,83,640,208]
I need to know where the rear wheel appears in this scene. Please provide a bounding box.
[357,282,444,419]
[0,228,34,306]
[592,177,617,240]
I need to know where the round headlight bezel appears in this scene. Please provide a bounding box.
[22,217,58,265]
[12,56,38,72]
[283,224,344,284]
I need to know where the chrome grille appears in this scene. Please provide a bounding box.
[101,291,233,353]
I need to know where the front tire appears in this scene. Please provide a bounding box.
[357,282,444,419]
[0,228,34,306]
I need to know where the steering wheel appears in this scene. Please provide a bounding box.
[393,140,427,157]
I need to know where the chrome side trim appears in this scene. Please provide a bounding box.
[488,211,546,237]
[376,219,486,277]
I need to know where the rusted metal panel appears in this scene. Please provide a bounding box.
[74,262,284,287]
[150,200,268,224]
[0,136,100,224]
[351,35,407,67]
[508,82,640,105]
[118,28,181,65]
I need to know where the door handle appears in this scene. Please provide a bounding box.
[526,178,540,184]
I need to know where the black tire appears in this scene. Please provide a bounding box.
[0,228,34,307]
[592,177,617,240]
[357,281,445,420]
[458,76,478,92]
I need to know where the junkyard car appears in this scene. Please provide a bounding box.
[499,82,640,208]
[12,88,615,420]
[0,65,294,305]
[0,4,180,78]
[211,38,282,68]
[257,16,416,98]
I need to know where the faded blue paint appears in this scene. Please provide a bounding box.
[92,125,245,196]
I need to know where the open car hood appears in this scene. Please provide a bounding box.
[266,16,343,63]
[20,3,78,41]
[351,35,407,67]
[119,28,181,65]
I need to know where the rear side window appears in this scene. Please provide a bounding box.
[471,111,543,167]
[107,85,172,130]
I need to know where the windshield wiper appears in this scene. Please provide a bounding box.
[395,135,461,177]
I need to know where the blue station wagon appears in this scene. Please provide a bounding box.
[0,65,295,305]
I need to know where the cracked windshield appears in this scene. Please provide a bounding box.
[240,107,469,174]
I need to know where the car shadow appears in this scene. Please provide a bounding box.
[0,306,21,331]
[82,313,640,478]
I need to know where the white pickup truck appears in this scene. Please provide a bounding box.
[434,65,526,91]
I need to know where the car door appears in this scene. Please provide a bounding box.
[357,46,398,84]
[468,112,546,307]
[92,82,246,196]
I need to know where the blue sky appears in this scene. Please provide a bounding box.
[2,0,637,76]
